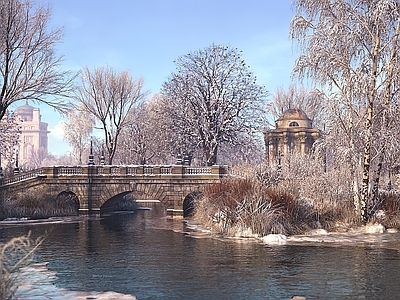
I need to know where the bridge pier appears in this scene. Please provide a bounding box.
[167,208,184,218]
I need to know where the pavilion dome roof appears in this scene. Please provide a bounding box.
[277,108,310,121]
[275,108,312,129]
[14,101,34,116]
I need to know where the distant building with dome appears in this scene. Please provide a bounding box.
[13,101,49,165]
[264,108,320,165]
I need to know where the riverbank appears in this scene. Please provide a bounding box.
[0,216,87,226]
[185,218,400,251]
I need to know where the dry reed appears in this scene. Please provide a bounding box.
[0,232,45,299]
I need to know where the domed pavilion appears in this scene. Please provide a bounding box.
[264,108,320,165]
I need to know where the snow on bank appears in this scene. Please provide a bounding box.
[0,216,88,226]
[184,219,400,248]
[15,262,136,300]
[279,224,400,247]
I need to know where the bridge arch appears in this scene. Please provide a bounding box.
[54,191,80,215]
[100,191,134,216]
[183,191,203,217]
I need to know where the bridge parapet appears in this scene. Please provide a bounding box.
[1,165,229,187]
[56,166,84,175]
[1,168,45,186]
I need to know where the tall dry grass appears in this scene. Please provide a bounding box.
[0,233,45,299]
[0,186,79,220]
[194,156,375,237]
[193,177,316,237]
[371,191,400,228]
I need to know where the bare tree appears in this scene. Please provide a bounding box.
[291,0,400,222]
[0,0,74,120]
[218,132,265,166]
[63,107,94,164]
[267,85,327,129]
[161,44,268,166]
[40,153,75,166]
[73,66,148,164]
[20,147,47,170]
[116,98,167,165]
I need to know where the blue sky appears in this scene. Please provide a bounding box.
[12,1,298,156]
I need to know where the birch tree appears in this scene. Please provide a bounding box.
[73,66,148,164]
[0,0,74,120]
[291,0,400,222]
[161,44,268,166]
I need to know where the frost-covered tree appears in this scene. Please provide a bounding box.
[218,132,265,166]
[73,66,148,164]
[116,93,193,165]
[63,107,94,164]
[116,100,160,165]
[291,0,400,222]
[0,111,20,174]
[161,44,268,166]
[267,85,327,130]
[20,147,48,170]
[0,0,74,120]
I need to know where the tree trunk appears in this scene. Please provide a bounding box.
[205,144,218,166]
[360,104,372,223]
[371,18,400,212]
[360,36,380,223]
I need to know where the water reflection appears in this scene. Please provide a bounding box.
[1,209,400,299]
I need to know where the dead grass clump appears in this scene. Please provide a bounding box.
[376,192,400,229]
[193,177,318,237]
[0,233,45,299]
[311,199,360,231]
[205,178,253,209]
[0,187,79,220]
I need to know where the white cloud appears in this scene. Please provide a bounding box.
[48,121,71,156]
[49,120,65,140]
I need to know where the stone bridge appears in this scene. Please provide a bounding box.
[0,165,229,217]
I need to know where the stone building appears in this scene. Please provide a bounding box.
[264,108,320,165]
[13,101,50,166]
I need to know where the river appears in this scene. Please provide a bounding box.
[1,205,400,300]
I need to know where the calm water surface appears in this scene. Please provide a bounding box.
[1,207,400,299]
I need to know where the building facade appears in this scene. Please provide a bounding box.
[264,108,320,165]
[13,101,49,166]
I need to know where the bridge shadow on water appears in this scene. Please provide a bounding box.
[99,191,136,217]
[99,190,203,219]
[99,201,170,233]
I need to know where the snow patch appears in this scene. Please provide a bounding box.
[261,234,287,245]
[365,223,386,234]
[15,262,136,299]
[307,229,328,235]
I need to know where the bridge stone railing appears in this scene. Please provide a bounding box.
[57,167,84,175]
[1,168,46,186]
[0,165,229,187]
[183,167,212,174]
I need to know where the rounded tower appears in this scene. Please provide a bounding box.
[264,108,320,165]
[13,101,49,167]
